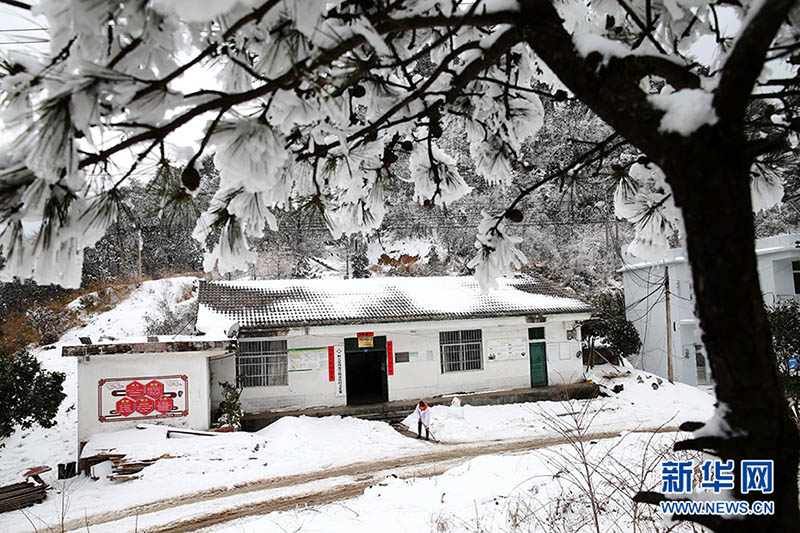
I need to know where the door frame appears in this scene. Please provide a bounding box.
[344,335,389,405]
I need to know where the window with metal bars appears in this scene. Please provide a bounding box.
[439,329,483,373]
[237,339,288,387]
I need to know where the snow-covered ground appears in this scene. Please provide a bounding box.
[401,366,713,443]
[367,237,439,265]
[1,370,714,532]
[0,277,716,533]
[204,431,696,533]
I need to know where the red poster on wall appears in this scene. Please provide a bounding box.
[328,346,335,382]
[387,341,394,376]
[98,375,188,423]
[125,381,144,399]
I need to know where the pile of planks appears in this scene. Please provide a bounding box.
[108,456,162,481]
[0,482,47,514]
[84,452,173,482]
[83,452,124,477]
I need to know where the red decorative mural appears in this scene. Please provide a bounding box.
[98,375,188,423]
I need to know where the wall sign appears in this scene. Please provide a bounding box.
[328,346,336,381]
[357,332,374,348]
[487,338,527,361]
[98,375,188,422]
[387,341,394,375]
[288,347,325,372]
[333,345,346,397]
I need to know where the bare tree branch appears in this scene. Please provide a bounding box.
[607,55,701,90]
[0,0,31,10]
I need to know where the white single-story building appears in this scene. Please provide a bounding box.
[621,233,800,386]
[197,276,592,413]
[64,276,592,452]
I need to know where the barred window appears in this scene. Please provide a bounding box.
[238,340,288,387]
[439,329,483,373]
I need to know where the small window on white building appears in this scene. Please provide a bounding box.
[238,339,288,387]
[439,329,483,373]
[528,327,545,341]
[793,261,800,294]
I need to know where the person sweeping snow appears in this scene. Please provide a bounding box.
[414,400,431,440]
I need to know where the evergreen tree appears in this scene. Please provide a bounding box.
[0,351,66,440]
[350,241,370,279]
[766,300,800,398]
[582,291,641,359]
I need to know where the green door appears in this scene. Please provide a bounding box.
[529,343,547,387]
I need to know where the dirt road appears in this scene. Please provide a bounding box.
[55,427,677,533]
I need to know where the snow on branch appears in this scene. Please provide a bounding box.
[0,0,796,290]
[468,210,526,291]
[715,0,798,123]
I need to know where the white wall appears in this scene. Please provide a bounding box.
[211,314,590,414]
[76,351,213,445]
[622,236,800,386]
[210,335,348,413]
[622,260,700,385]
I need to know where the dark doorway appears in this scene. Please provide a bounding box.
[345,335,388,405]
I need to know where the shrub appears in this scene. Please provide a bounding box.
[766,300,800,397]
[144,287,198,336]
[0,351,66,440]
[217,381,243,429]
[582,291,641,359]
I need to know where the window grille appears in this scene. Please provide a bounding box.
[439,329,483,373]
[237,339,288,387]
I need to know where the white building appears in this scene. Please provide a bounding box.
[65,276,592,451]
[621,233,800,386]
[63,338,233,451]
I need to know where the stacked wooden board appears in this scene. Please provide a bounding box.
[83,452,173,481]
[0,481,47,514]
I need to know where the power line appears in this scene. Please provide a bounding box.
[0,27,48,32]
[625,283,665,311]
[0,39,48,44]
[628,287,665,323]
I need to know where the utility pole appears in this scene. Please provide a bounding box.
[665,265,674,383]
[137,228,143,281]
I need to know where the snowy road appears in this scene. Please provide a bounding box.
[58,427,678,533]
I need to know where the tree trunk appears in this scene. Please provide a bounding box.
[662,138,800,528]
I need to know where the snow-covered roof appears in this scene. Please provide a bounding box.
[197,276,591,330]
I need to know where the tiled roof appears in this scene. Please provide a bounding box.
[197,276,591,329]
